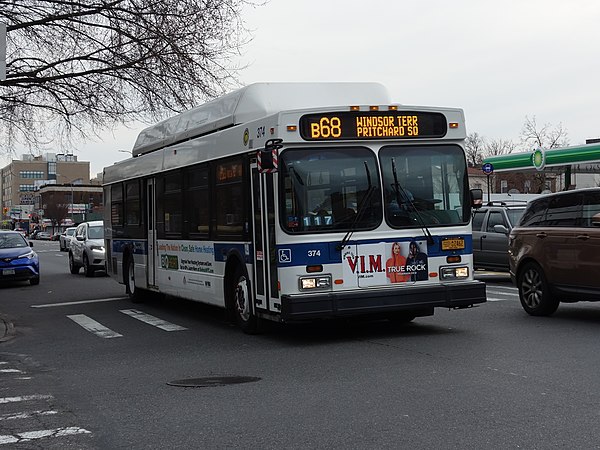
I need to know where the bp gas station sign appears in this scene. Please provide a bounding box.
[483,142,600,172]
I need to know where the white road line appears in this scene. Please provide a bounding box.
[0,369,23,373]
[0,394,53,404]
[32,297,127,308]
[0,426,91,445]
[119,309,187,331]
[67,315,123,338]
[0,410,58,421]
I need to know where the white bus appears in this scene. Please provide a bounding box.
[103,82,486,333]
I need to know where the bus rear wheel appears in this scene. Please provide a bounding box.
[231,267,261,334]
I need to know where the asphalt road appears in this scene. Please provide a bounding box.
[2,241,600,449]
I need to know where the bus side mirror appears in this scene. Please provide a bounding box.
[471,188,483,209]
[258,139,283,173]
[258,148,275,171]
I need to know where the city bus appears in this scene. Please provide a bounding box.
[102,82,486,333]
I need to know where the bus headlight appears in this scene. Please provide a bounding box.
[441,266,469,280]
[299,275,332,291]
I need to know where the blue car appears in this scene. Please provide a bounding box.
[0,231,40,285]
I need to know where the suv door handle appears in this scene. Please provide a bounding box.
[536,232,547,238]
[576,234,590,240]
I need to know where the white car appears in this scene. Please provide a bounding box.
[68,221,106,277]
[59,227,77,252]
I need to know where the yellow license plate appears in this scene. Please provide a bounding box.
[442,238,465,250]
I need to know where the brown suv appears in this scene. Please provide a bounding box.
[509,188,600,316]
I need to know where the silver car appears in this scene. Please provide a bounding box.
[68,220,106,277]
[59,226,77,252]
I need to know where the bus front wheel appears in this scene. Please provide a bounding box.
[231,267,261,334]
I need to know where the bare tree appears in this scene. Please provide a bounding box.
[44,201,69,228]
[465,132,486,167]
[484,138,516,158]
[520,115,569,149]
[520,116,570,193]
[0,0,257,154]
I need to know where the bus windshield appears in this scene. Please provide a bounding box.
[380,144,469,228]
[280,147,382,233]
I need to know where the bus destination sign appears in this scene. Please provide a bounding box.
[299,111,448,141]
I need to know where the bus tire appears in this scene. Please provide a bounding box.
[126,256,144,303]
[231,266,261,334]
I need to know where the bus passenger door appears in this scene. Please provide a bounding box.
[250,163,279,315]
[146,179,157,287]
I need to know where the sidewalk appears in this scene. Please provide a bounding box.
[0,313,15,342]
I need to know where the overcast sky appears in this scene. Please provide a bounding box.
[4,0,600,177]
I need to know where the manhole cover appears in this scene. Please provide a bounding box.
[167,376,261,388]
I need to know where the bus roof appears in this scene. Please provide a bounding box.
[132,82,390,156]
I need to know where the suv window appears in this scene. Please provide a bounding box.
[541,193,579,227]
[519,197,550,227]
[486,211,506,232]
[581,191,600,227]
[472,210,485,231]
[88,225,104,239]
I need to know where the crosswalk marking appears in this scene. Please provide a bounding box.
[0,426,91,445]
[0,394,53,404]
[119,309,187,331]
[0,410,58,421]
[486,286,518,302]
[32,297,127,308]
[66,314,123,338]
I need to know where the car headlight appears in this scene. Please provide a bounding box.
[440,266,469,280]
[90,245,105,252]
[299,275,332,291]
[17,251,37,260]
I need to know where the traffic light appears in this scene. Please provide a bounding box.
[2,207,8,215]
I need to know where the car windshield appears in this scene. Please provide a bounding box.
[67,228,76,236]
[0,234,28,249]
[88,225,104,239]
[279,147,381,233]
[507,209,526,226]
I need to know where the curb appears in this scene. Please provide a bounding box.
[0,314,15,343]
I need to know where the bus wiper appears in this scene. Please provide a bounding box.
[391,158,434,246]
[337,161,374,251]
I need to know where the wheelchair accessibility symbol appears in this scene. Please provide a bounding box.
[278,249,292,264]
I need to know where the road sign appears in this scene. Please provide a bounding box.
[482,163,494,175]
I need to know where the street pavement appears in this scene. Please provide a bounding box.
[0,312,14,342]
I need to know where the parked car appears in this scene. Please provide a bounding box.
[509,188,600,316]
[472,201,527,271]
[35,231,53,240]
[59,227,77,251]
[51,232,62,241]
[13,227,27,236]
[0,231,40,285]
[68,220,106,277]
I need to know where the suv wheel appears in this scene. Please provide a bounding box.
[83,254,95,277]
[517,261,559,316]
[69,252,80,274]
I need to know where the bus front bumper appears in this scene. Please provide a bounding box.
[279,280,486,322]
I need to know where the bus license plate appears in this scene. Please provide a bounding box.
[442,238,465,250]
[2,269,15,276]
